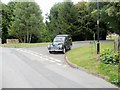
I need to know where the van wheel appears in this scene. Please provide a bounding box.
[69,46,71,50]
[49,51,52,54]
[62,48,66,54]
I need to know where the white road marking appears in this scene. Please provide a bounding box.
[16,48,66,67]
[49,57,54,60]
[49,60,55,63]
[57,63,62,66]
[54,59,61,63]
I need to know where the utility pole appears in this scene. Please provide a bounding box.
[97,0,100,54]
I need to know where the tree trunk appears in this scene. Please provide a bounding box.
[17,36,23,43]
[118,37,120,64]
[19,39,22,43]
[27,29,29,43]
[19,38,23,43]
[29,34,32,43]
[118,37,120,52]
[24,35,26,43]
[114,39,119,52]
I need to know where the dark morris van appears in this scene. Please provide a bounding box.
[48,34,72,54]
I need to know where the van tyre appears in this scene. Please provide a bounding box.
[49,51,52,54]
[69,46,71,50]
[62,48,66,54]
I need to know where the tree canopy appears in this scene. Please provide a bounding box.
[47,1,120,41]
[1,1,120,43]
[2,1,45,43]
[9,2,44,43]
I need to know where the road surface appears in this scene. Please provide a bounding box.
[1,41,117,88]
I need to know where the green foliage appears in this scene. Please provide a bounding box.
[0,2,2,38]
[101,2,120,35]
[100,49,119,65]
[74,2,95,40]
[2,3,9,43]
[9,2,45,43]
[67,43,119,86]
[47,2,78,40]
[48,2,120,41]
[1,43,49,47]
[1,1,120,43]
[118,37,120,65]
[111,78,120,86]
[98,63,119,86]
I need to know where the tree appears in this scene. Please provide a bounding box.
[9,1,44,43]
[2,3,9,43]
[1,1,16,43]
[104,2,120,35]
[48,2,119,41]
[0,2,2,39]
[47,1,78,41]
[74,2,119,40]
[7,1,17,38]
[74,2,93,40]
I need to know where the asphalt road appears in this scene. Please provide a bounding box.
[1,41,117,88]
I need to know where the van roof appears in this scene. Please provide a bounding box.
[56,34,69,37]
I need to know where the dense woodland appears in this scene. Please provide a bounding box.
[0,0,120,43]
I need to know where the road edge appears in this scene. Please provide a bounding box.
[65,52,109,80]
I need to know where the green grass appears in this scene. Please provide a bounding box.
[0,43,50,48]
[67,42,119,86]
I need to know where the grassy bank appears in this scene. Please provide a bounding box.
[67,42,119,86]
[0,43,49,48]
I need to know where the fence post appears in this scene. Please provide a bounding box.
[114,38,119,52]
[0,38,1,44]
[118,37,120,52]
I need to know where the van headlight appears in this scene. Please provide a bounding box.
[48,44,52,49]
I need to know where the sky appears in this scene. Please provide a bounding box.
[1,0,85,21]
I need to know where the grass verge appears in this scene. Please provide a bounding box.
[0,43,49,48]
[67,42,119,86]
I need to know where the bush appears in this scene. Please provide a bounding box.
[111,78,120,86]
[100,49,119,65]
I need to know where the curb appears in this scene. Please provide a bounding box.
[65,52,109,81]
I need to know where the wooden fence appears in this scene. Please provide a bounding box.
[6,39,19,44]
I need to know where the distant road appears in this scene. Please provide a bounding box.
[2,41,117,88]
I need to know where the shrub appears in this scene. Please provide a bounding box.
[111,78,120,86]
[100,49,119,65]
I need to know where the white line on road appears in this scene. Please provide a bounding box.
[16,48,65,67]
[54,59,61,63]
[49,57,54,60]
[49,60,55,63]
[57,63,62,66]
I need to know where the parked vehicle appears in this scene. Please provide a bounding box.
[48,34,72,54]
